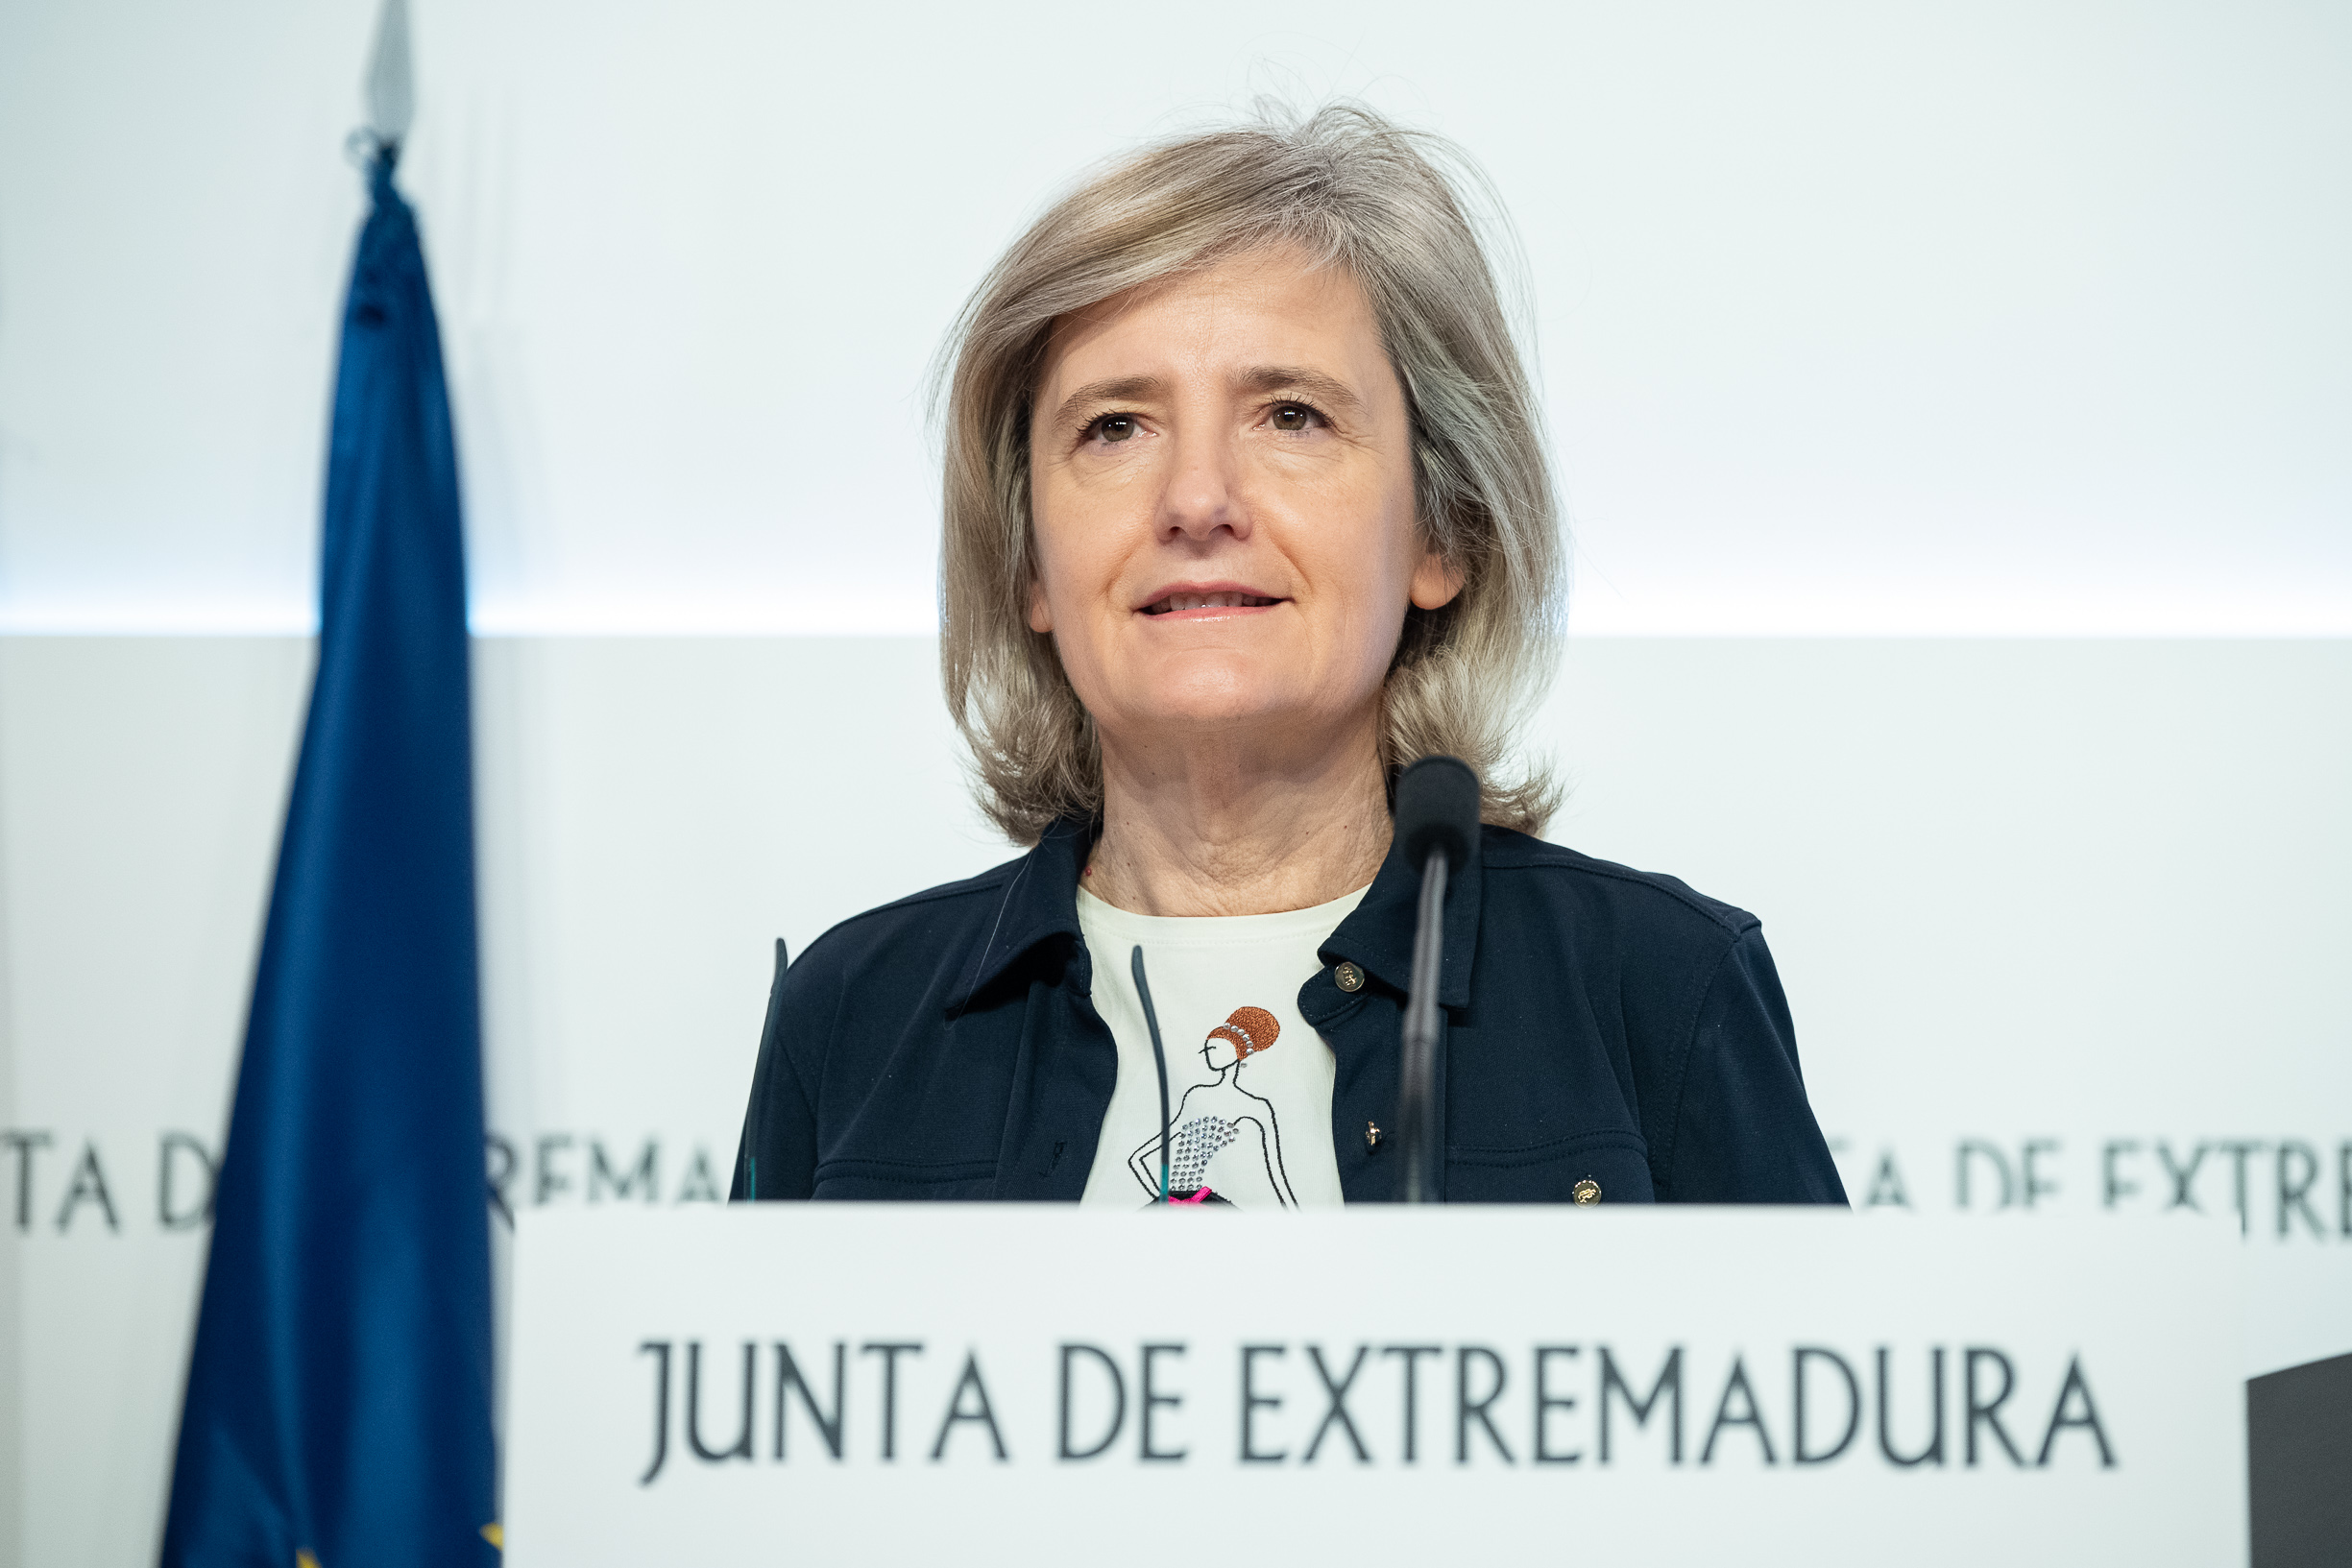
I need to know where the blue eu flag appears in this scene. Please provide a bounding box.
[161,145,497,1566]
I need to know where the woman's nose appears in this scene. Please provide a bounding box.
[1156,427,1249,543]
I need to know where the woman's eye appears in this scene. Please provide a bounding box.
[1094,414,1137,444]
[1271,403,1312,432]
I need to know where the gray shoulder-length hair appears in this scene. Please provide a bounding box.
[937,103,1564,846]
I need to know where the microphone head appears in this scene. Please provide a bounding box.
[1394,755,1482,873]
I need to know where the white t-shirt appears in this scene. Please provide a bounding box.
[1076,883,1370,1210]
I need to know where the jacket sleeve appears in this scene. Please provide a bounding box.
[728,938,820,1201]
[1661,925,1848,1204]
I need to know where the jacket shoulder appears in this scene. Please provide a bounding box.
[787,852,1032,979]
[1479,826,1760,941]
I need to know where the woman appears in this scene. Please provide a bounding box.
[733,106,1844,1207]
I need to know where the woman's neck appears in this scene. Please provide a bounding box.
[1081,719,1393,918]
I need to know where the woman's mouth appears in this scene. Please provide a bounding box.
[1140,591,1283,616]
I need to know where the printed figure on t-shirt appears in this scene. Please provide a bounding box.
[1128,1006,1297,1208]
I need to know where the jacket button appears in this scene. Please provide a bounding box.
[1334,961,1366,993]
[1572,1177,1601,1205]
[1366,1121,1383,1150]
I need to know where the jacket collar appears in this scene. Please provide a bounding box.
[947,812,1484,1014]
[1320,823,1483,1010]
[945,817,1093,1014]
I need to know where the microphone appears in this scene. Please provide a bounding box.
[1130,946,1173,1204]
[1392,755,1480,1203]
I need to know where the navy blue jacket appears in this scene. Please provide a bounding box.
[731,819,1846,1205]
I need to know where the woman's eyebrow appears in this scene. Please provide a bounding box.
[1049,375,1164,432]
[1234,366,1364,418]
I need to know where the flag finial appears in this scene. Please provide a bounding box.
[363,0,414,148]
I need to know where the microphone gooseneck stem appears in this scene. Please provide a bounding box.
[1397,849,1448,1204]
[1130,946,1172,1203]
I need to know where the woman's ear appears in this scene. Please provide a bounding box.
[1027,574,1055,634]
[1410,548,1467,611]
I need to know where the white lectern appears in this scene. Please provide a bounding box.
[504,1207,2243,1565]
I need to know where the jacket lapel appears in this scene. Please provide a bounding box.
[1303,828,1485,1201]
[969,819,1116,1201]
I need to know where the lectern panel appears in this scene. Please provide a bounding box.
[505,1207,2243,1564]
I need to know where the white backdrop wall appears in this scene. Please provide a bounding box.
[2,1,2347,636]
[3,635,2348,1563]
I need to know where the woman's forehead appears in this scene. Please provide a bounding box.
[1035,248,1386,406]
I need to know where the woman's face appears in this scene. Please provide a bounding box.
[1027,246,1459,756]
[1201,1033,1237,1073]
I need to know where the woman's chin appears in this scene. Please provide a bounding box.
[1124,688,1329,736]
